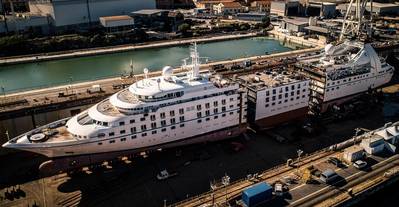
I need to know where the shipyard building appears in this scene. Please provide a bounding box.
[28,0,156,30]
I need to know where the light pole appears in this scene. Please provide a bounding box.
[222,174,230,205]
[210,180,216,206]
[297,149,303,174]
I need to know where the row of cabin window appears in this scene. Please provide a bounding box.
[138,91,184,101]
[265,83,306,96]
[120,90,237,113]
[97,123,187,145]
[327,74,370,86]
[265,95,307,107]
[265,90,306,102]
[113,97,237,127]
[98,110,240,138]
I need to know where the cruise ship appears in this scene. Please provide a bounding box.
[297,41,394,113]
[2,44,248,158]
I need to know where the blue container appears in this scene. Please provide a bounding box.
[242,182,272,207]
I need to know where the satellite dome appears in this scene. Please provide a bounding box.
[162,66,173,80]
[325,44,334,55]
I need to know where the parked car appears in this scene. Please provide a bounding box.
[328,157,343,167]
[320,169,339,184]
[353,160,367,169]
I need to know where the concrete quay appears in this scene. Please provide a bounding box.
[0,33,259,66]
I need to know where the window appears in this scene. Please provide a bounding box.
[291,85,295,90]
[130,119,135,124]
[120,130,126,134]
[272,103,275,106]
[170,118,176,124]
[150,115,156,121]
[179,116,185,122]
[140,117,145,121]
[131,135,137,139]
[161,128,166,132]
[151,122,157,129]
[142,133,147,137]
[222,99,226,105]
[170,110,175,116]
[206,117,210,121]
[265,104,269,107]
[229,112,234,115]
[266,91,270,96]
[197,119,202,123]
[291,91,294,96]
[109,132,115,136]
[171,126,176,130]
[98,142,102,145]
[141,125,147,131]
[179,108,184,114]
[205,103,210,108]
[160,112,166,119]
[285,86,289,92]
[180,124,185,127]
[197,105,202,110]
[109,140,115,144]
[285,93,288,98]
[222,106,226,112]
[230,97,234,101]
[214,116,218,119]
[98,133,105,138]
[197,112,202,118]
[152,130,157,134]
[119,121,125,126]
[205,110,210,116]
[161,120,166,126]
[214,108,218,113]
[272,96,276,101]
[272,89,276,94]
[213,101,218,107]
[297,90,300,95]
[266,97,269,102]
[230,105,234,108]
[121,138,126,142]
[131,127,136,133]
[278,94,282,99]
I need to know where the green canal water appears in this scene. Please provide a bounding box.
[0,37,298,93]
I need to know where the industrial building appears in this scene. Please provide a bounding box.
[99,15,134,33]
[270,0,300,16]
[338,2,399,16]
[280,17,308,32]
[213,2,246,15]
[235,12,266,21]
[0,13,50,34]
[28,0,156,30]
[306,2,336,18]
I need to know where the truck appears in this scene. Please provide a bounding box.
[343,145,365,163]
[87,85,102,94]
[241,182,273,207]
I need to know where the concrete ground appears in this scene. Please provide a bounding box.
[0,100,395,207]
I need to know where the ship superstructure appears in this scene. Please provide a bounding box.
[297,41,394,113]
[235,69,310,129]
[2,44,247,158]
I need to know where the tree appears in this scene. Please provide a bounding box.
[178,23,191,37]
[261,16,271,28]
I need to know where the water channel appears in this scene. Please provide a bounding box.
[0,37,300,93]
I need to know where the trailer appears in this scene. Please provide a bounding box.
[241,182,273,207]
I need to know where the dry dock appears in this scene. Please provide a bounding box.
[172,125,399,207]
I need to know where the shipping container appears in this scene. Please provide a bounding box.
[242,182,272,207]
